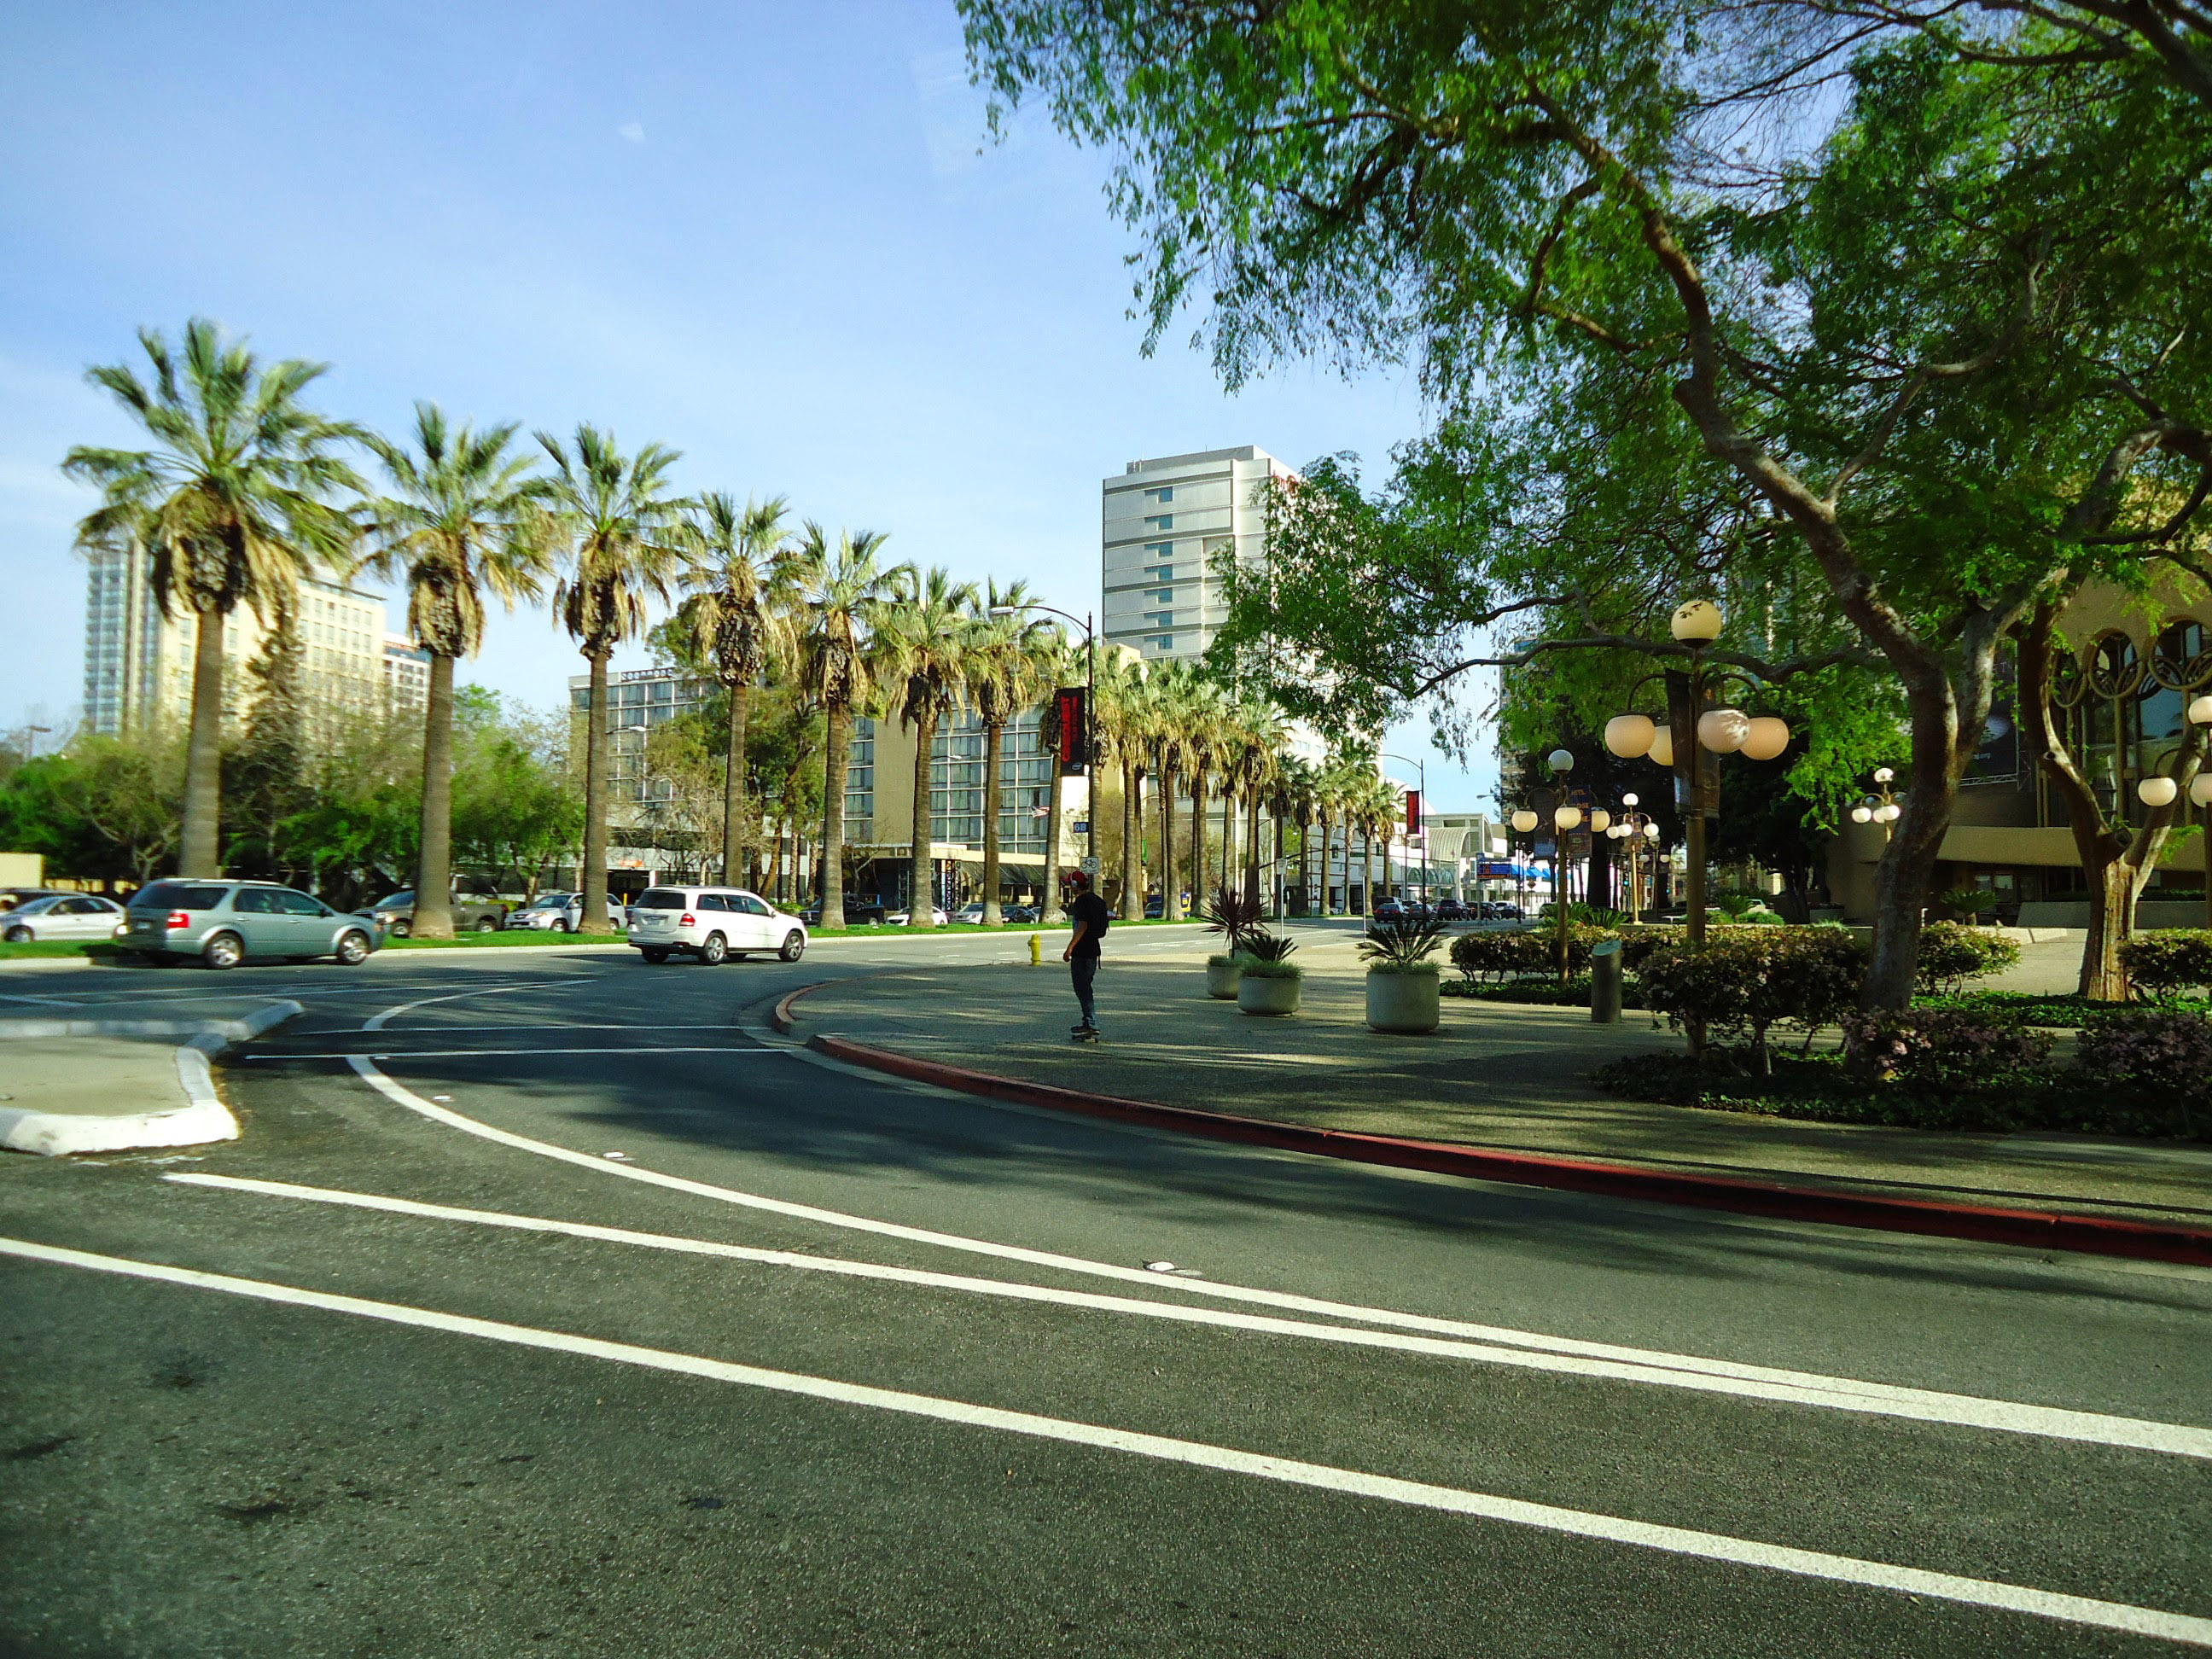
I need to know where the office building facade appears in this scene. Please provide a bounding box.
[81,541,395,736]
[1102,445,1293,662]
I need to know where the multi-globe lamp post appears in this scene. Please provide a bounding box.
[1850,768,1903,841]
[2133,690,2212,928]
[1601,598,1791,942]
[1604,794,1662,923]
[1509,748,1592,982]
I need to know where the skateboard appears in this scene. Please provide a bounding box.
[1070,1025,1101,1044]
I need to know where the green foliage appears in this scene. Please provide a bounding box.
[0,734,185,884]
[1913,921,2021,995]
[1240,931,1298,966]
[1358,915,1448,969]
[1448,922,1614,981]
[1638,929,1870,1067]
[2074,1010,2212,1137]
[1202,884,1265,955]
[1840,1007,2053,1096]
[2117,931,2212,1001]
[1936,886,2000,922]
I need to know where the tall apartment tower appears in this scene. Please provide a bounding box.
[1101,445,1292,662]
[80,544,394,736]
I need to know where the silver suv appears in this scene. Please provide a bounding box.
[627,886,808,965]
[124,881,383,969]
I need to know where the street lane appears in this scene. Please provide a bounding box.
[4,944,2209,1655]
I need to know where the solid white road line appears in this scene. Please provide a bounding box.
[163,1172,2212,1460]
[3,1235,2204,1648]
[341,1044,2212,1446]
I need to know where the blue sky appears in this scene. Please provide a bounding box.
[0,0,1497,808]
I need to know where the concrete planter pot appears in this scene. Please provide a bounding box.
[1365,967,1441,1034]
[1205,956,1244,1000]
[1237,969,1302,1016]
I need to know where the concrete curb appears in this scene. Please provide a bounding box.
[806,1033,2212,1269]
[0,1000,302,1156]
[770,983,826,1036]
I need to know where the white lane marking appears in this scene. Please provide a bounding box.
[0,992,89,1007]
[362,979,598,1031]
[3,1237,2203,1649]
[242,1046,775,1061]
[344,1046,2210,1440]
[165,1173,2212,1461]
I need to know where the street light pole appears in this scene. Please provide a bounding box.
[989,599,1097,894]
[1381,751,1427,905]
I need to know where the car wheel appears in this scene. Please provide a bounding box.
[474,915,499,933]
[698,932,727,966]
[640,946,671,964]
[3,925,30,944]
[334,929,371,966]
[780,929,806,963]
[201,932,244,970]
[388,918,411,938]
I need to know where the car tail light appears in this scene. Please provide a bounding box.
[679,912,696,928]
[165,910,192,930]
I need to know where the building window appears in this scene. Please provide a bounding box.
[1148,486,1173,503]
[1150,635,1173,652]
[1148,589,1173,603]
[1144,515,1173,531]
[1144,541,1173,560]
[1145,612,1173,628]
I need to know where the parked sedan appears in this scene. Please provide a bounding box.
[0,893,127,943]
[364,888,510,936]
[882,905,952,928]
[504,892,628,932]
[1431,897,1470,923]
[123,880,381,969]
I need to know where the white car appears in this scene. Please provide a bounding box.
[883,906,952,927]
[2,894,127,943]
[626,885,808,965]
[505,891,626,931]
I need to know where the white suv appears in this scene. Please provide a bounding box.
[626,886,809,965]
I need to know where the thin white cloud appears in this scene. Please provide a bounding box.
[617,120,644,144]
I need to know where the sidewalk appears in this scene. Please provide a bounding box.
[783,932,2212,1228]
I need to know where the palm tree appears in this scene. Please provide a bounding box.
[1031,630,1077,920]
[876,566,976,928]
[538,425,690,931]
[64,318,360,876]
[358,404,551,938]
[1181,676,1225,912]
[1091,650,1148,918]
[675,492,795,885]
[1235,699,1287,908]
[1143,661,1201,921]
[789,523,894,930]
[965,579,1050,925]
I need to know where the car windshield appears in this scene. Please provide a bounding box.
[131,882,230,911]
[526,894,568,909]
[376,892,414,907]
[632,890,685,910]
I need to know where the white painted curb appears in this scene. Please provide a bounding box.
[0,1000,301,1156]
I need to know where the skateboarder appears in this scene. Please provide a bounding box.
[1062,873,1111,1039]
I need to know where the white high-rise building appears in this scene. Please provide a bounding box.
[1101,445,1293,662]
[80,542,393,736]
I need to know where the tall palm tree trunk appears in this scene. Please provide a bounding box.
[909,709,938,927]
[1043,763,1066,921]
[1244,789,1262,909]
[1120,760,1141,919]
[180,606,228,876]
[1190,771,1208,904]
[1272,811,1285,919]
[1159,760,1180,920]
[722,682,751,884]
[580,649,614,930]
[981,720,1005,925]
[1220,789,1234,894]
[1318,811,1332,912]
[821,703,851,928]
[414,652,458,939]
[1362,830,1376,917]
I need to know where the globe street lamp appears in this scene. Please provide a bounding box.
[1604,791,1663,923]
[1603,599,1791,942]
[1509,748,1580,981]
[1848,765,1905,846]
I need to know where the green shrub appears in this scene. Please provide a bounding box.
[1839,1007,2052,1097]
[1448,922,1614,982]
[1359,915,1448,969]
[1242,931,1298,964]
[1615,926,1687,974]
[1239,957,1303,980]
[1638,928,1868,1069]
[2118,930,2212,1001]
[2074,1009,2212,1136]
[1937,886,2000,922]
[1913,920,2021,995]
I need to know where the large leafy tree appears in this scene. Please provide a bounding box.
[789,523,894,928]
[875,566,978,928]
[674,492,796,886]
[358,405,552,938]
[538,425,690,932]
[64,318,360,876]
[966,5,2211,1009]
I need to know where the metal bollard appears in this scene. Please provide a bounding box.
[1590,938,1622,1024]
[1029,932,1043,967]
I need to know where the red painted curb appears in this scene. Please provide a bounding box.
[771,982,829,1036]
[808,1033,2212,1268]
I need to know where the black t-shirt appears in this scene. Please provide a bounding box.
[1068,892,1111,958]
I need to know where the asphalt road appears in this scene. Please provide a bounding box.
[3,934,2209,1657]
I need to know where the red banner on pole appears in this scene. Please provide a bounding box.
[1053,687,1087,771]
[1405,789,1422,835]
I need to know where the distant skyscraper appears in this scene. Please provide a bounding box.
[382,636,431,715]
[1101,445,1293,663]
[80,544,393,736]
